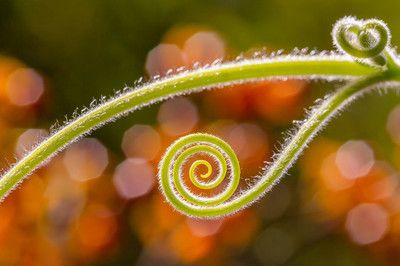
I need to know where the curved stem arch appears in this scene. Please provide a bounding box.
[2,15,400,221]
[0,56,389,206]
[164,73,389,217]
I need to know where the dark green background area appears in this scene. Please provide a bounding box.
[0,0,398,152]
[0,1,398,265]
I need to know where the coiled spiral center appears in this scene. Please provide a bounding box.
[158,133,240,216]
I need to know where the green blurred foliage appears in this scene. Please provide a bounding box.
[1,0,399,152]
[0,0,399,265]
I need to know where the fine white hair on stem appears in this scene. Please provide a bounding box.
[158,72,394,218]
[0,17,399,219]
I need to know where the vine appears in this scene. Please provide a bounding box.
[1,17,400,219]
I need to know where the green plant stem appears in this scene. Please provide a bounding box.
[159,73,390,217]
[0,56,383,200]
[223,73,390,216]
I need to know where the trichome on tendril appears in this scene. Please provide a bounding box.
[1,16,400,219]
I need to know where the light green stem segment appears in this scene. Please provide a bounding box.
[159,73,389,218]
[0,56,381,201]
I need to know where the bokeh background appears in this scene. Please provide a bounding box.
[1,0,400,265]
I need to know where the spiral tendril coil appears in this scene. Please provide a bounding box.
[332,17,391,65]
[157,17,397,219]
[158,133,241,217]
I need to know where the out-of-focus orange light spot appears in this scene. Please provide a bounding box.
[6,68,44,106]
[113,158,155,199]
[253,80,307,123]
[301,139,340,179]
[320,153,354,191]
[15,128,48,158]
[186,218,223,237]
[130,195,182,246]
[145,44,185,76]
[163,25,210,48]
[345,203,389,245]
[146,28,225,79]
[0,228,25,265]
[313,188,353,219]
[0,56,23,101]
[353,162,398,203]
[85,174,119,205]
[335,140,375,180]
[121,124,161,161]
[18,174,46,223]
[75,204,117,255]
[152,194,182,231]
[169,223,214,263]
[24,236,63,266]
[268,80,305,100]
[203,85,252,119]
[219,211,259,248]
[390,211,400,235]
[0,200,16,242]
[203,80,307,123]
[157,97,199,136]
[183,31,225,65]
[63,138,108,182]
[306,155,397,220]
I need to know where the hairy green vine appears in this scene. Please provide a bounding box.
[1,17,400,219]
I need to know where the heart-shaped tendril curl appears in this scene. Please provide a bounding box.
[332,17,391,64]
[158,133,241,217]
[156,17,396,219]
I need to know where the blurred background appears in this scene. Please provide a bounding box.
[1,0,400,265]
